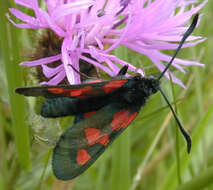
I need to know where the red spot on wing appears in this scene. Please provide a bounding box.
[76,149,91,165]
[84,111,96,118]
[97,135,109,146]
[110,110,138,131]
[48,88,65,94]
[87,80,102,84]
[48,86,93,98]
[68,89,82,96]
[85,128,100,144]
[69,86,93,96]
[85,128,109,146]
[103,80,126,93]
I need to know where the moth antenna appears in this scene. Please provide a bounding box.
[68,64,96,80]
[118,65,128,76]
[159,87,191,153]
[158,14,199,81]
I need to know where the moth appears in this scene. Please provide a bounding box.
[16,14,198,180]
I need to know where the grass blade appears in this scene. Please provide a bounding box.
[0,2,31,170]
[176,166,213,190]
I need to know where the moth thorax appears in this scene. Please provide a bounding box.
[139,77,159,97]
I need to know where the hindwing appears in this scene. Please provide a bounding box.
[52,103,140,180]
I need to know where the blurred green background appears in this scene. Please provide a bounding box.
[0,1,213,190]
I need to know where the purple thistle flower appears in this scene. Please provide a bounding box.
[8,0,207,87]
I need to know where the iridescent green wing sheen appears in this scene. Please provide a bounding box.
[52,103,140,180]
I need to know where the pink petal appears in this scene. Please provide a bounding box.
[15,0,43,23]
[62,38,76,84]
[79,31,86,49]
[79,55,114,76]
[39,9,66,37]
[41,64,63,78]
[70,53,81,84]
[103,57,120,75]
[88,46,105,63]
[51,1,94,21]
[150,57,185,88]
[40,71,66,85]
[123,37,205,51]
[7,13,41,29]
[155,1,207,32]
[138,34,202,42]
[94,37,104,50]
[15,0,37,9]
[9,8,37,25]
[109,56,139,73]
[20,54,61,66]
[104,13,131,53]
[8,19,39,29]
[149,50,204,67]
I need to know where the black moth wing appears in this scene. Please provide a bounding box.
[15,79,128,99]
[16,79,128,118]
[53,102,140,180]
[36,78,128,118]
[16,66,129,118]
[16,66,129,99]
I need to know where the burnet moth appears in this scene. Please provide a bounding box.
[16,14,199,180]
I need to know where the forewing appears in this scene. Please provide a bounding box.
[52,103,140,180]
[15,79,127,99]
